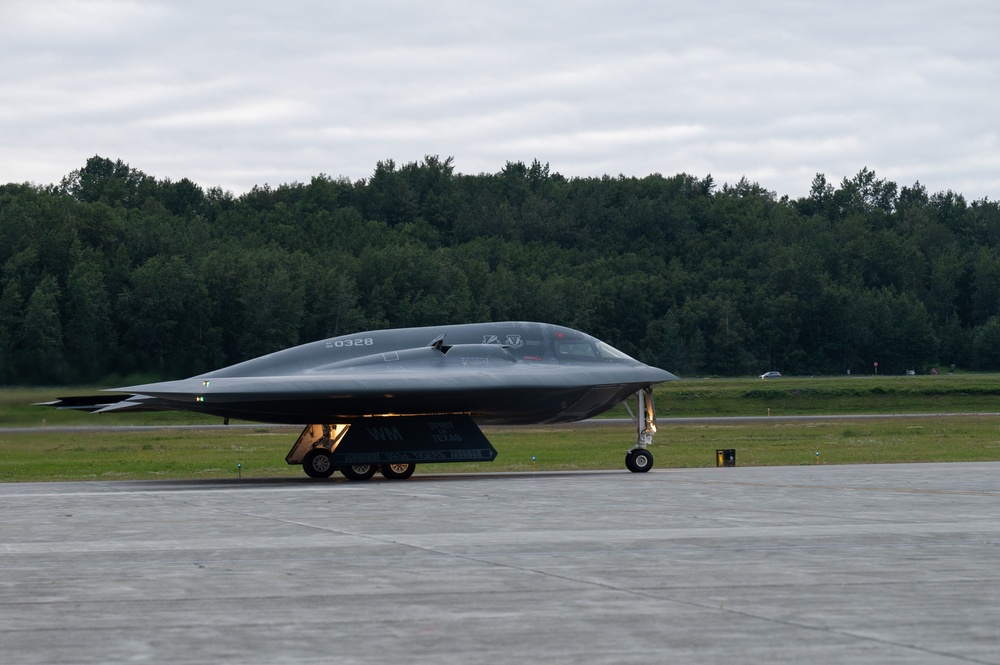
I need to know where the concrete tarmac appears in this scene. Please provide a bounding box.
[1,463,998,664]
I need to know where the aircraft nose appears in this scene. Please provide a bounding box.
[654,367,680,382]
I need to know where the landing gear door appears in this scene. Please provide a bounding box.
[285,424,350,465]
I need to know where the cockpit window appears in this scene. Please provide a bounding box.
[556,341,597,357]
[596,341,635,360]
[554,340,636,361]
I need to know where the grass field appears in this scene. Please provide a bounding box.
[3,374,1000,482]
[655,373,1000,417]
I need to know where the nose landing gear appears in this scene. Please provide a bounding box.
[625,386,657,473]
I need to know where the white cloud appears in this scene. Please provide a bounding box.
[0,0,997,199]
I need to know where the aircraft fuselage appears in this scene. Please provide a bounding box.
[111,322,675,425]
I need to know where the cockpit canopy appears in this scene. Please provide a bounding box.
[555,339,635,361]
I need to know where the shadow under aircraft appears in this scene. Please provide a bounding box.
[42,322,678,480]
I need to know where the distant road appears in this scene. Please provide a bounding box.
[4,412,1000,435]
[620,412,1000,424]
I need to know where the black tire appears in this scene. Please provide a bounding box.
[340,463,377,481]
[380,462,416,480]
[625,448,653,473]
[302,449,336,478]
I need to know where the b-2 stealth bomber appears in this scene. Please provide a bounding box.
[43,322,677,480]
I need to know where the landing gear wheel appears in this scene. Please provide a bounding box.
[625,448,653,473]
[380,462,416,480]
[302,449,335,478]
[340,463,377,481]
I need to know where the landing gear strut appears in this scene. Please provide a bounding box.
[625,386,657,473]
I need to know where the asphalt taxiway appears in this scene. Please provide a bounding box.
[2,463,998,664]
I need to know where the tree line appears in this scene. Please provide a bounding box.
[2,155,999,384]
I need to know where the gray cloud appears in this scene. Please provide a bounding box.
[1,0,997,199]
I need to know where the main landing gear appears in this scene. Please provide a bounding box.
[340,463,378,481]
[302,448,336,479]
[303,450,417,481]
[286,418,495,481]
[625,386,657,473]
[294,429,418,481]
[380,462,417,480]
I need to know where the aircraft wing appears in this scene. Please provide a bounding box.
[105,360,673,424]
[36,394,166,414]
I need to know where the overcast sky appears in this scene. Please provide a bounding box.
[2,0,998,200]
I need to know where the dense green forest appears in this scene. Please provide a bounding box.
[2,155,999,384]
